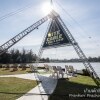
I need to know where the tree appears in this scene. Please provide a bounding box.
[0,51,11,64]
[21,49,27,63]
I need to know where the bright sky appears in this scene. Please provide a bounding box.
[0,0,100,59]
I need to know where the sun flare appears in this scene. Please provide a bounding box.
[42,2,52,15]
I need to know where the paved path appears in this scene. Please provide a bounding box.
[0,73,57,100]
[0,71,72,100]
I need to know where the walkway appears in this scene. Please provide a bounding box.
[0,71,72,100]
[0,73,57,100]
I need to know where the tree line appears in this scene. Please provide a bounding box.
[0,49,50,64]
[0,49,37,64]
[0,49,100,64]
[50,57,100,62]
[88,56,100,62]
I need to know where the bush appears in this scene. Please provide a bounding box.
[0,64,2,68]
[82,69,92,76]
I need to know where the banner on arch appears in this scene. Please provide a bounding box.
[42,18,71,49]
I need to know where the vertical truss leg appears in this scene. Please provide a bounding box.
[35,19,52,67]
[31,19,53,100]
[57,16,100,86]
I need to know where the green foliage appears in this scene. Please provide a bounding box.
[40,57,50,62]
[0,49,50,64]
[0,52,11,64]
[0,77,38,100]
[0,68,31,75]
[0,49,37,64]
[88,56,100,62]
[49,75,99,100]
[82,69,91,76]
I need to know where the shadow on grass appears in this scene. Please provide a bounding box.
[0,92,50,96]
[92,76,100,87]
[26,71,33,73]
[26,71,38,73]
[49,78,100,100]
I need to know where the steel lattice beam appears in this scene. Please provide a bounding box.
[0,14,51,55]
[57,15,100,85]
[0,10,99,86]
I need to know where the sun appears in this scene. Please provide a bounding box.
[42,2,52,15]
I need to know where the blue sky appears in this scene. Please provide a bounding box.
[0,0,100,59]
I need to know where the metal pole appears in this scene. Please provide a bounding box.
[32,19,53,100]
[51,0,53,5]
[51,0,53,9]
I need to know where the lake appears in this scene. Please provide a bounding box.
[35,62,100,77]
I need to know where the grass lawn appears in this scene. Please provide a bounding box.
[49,75,100,100]
[0,67,51,75]
[38,70,52,74]
[0,77,39,100]
[0,68,32,75]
